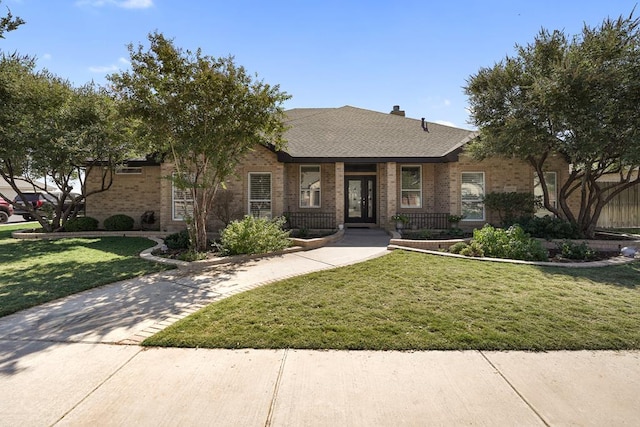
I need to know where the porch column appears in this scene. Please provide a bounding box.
[335,162,344,227]
[385,162,397,231]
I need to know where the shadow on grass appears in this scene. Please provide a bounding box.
[534,262,640,289]
[0,255,261,376]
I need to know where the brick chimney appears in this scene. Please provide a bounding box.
[390,105,405,117]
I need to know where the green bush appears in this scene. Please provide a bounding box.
[103,214,135,231]
[64,216,99,232]
[483,192,539,226]
[448,242,468,254]
[459,241,485,257]
[472,224,548,261]
[164,229,191,250]
[220,215,291,255]
[556,240,597,261]
[517,215,582,239]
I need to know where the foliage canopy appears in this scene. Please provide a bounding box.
[465,12,640,237]
[109,32,290,251]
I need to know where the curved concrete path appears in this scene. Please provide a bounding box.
[1,228,639,426]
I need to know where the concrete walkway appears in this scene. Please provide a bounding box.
[1,229,639,426]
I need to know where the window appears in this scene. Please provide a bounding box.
[249,172,272,218]
[534,171,557,217]
[300,165,321,208]
[115,167,142,175]
[461,172,485,220]
[172,175,194,221]
[401,165,422,208]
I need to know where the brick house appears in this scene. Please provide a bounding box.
[86,105,570,232]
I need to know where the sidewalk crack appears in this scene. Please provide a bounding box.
[265,348,289,427]
[479,351,551,427]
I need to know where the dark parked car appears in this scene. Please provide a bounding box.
[12,192,85,221]
[0,199,13,223]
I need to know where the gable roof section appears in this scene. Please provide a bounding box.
[279,106,476,163]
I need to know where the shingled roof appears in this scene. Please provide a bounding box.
[278,106,476,163]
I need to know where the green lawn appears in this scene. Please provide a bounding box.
[144,250,640,351]
[0,224,174,317]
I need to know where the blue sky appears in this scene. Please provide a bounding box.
[3,0,639,129]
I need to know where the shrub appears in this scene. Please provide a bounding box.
[178,250,207,262]
[517,215,582,239]
[220,215,291,255]
[459,241,484,257]
[103,214,135,231]
[64,216,99,232]
[164,229,191,250]
[556,240,597,261]
[483,192,539,226]
[448,242,468,254]
[472,224,548,261]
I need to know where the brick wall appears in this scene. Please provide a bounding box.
[283,163,336,214]
[446,152,572,227]
[85,166,162,229]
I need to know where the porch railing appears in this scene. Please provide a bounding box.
[283,212,336,229]
[401,213,450,229]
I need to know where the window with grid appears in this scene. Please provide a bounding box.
[461,172,485,220]
[300,165,321,208]
[249,172,272,218]
[172,174,194,221]
[401,165,422,208]
[534,171,557,216]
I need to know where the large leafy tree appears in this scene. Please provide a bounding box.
[0,0,24,39]
[465,13,640,238]
[0,53,136,231]
[109,32,290,252]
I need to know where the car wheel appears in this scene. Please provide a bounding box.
[22,214,33,221]
[0,211,8,223]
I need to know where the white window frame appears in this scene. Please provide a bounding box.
[299,165,321,208]
[401,165,422,208]
[172,173,194,221]
[248,172,272,219]
[534,171,557,217]
[461,172,485,221]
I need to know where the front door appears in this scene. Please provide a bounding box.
[345,176,376,223]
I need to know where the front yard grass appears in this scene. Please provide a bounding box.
[144,250,640,351]
[0,224,174,317]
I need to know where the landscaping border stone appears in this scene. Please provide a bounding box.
[12,228,345,270]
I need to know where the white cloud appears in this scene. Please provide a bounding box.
[42,53,52,60]
[443,99,452,107]
[88,64,119,73]
[88,57,131,74]
[118,0,153,9]
[434,120,457,128]
[76,0,153,9]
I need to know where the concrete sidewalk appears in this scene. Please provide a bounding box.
[1,228,639,425]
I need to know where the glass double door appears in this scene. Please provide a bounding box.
[345,176,376,223]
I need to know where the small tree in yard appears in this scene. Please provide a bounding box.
[465,12,640,238]
[109,32,290,252]
[0,53,134,231]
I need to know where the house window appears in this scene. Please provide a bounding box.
[300,165,321,208]
[401,165,422,208]
[115,167,143,175]
[249,172,272,219]
[461,172,485,220]
[172,175,194,221]
[534,171,557,216]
